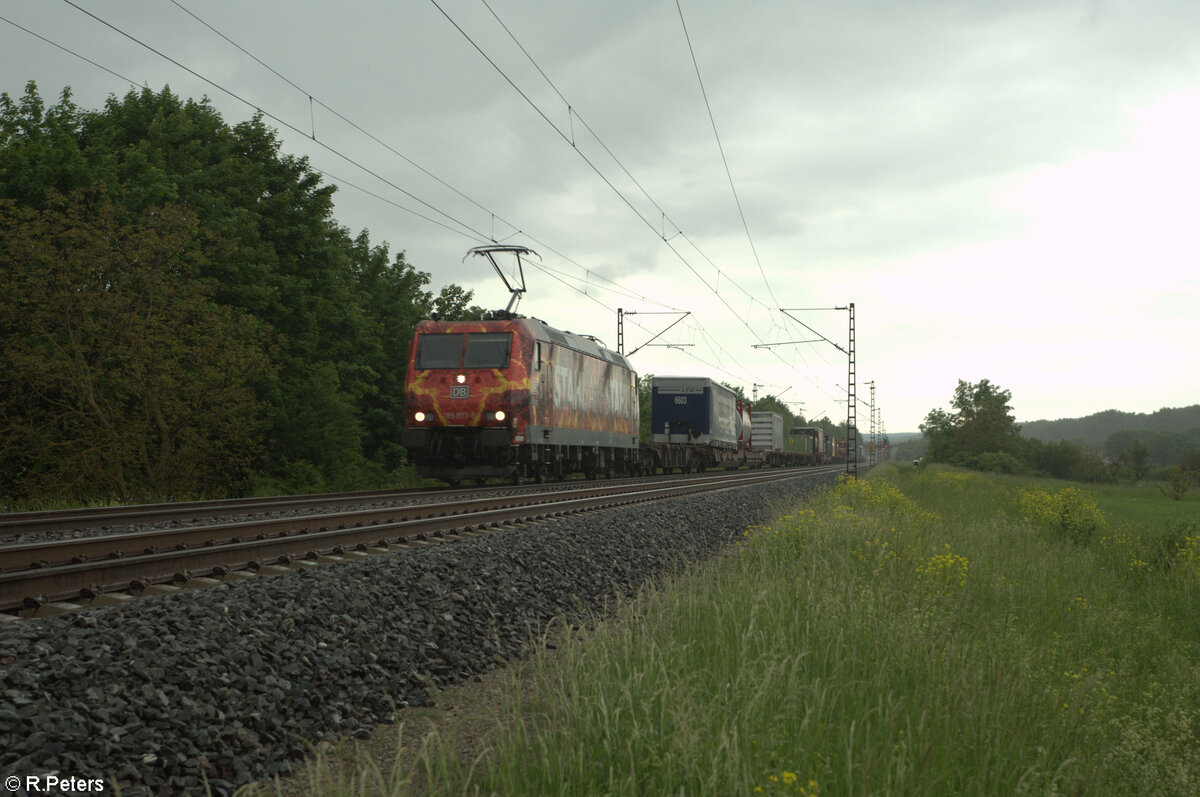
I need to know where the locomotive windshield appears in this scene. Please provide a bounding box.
[464,333,511,368]
[416,334,463,369]
[416,332,512,369]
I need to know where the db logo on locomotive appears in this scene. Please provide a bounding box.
[450,385,470,399]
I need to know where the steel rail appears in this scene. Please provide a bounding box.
[1,467,839,614]
[0,470,801,571]
[0,487,460,537]
[0,470,720,536]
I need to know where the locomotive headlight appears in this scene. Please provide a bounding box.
[494,410,506,422]
[414,411,426,422]
[455,374,467,384]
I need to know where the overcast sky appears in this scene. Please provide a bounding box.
[4,0,1198,432]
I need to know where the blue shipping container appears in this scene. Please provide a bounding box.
[651,376,740,447]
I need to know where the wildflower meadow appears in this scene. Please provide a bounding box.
[255,464,1200,796]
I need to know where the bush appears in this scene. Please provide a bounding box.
[1159,466,1192,501]
[949,451,1027,474]
[1020,486,1108,546]
[1071,449,1116,483]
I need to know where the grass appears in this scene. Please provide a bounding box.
[1090,480,1200,527]
[242,463,1200,796]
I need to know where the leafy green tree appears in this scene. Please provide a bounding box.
[0,84,93,205]
[432,283,485,321]
[638,374,655,443]
[921,379,1022,464]
[752,394,802,432]
[80,85,381,488]
[349,234,439,472]
[920,407,957,461]
[1128,439,1151,482]
[1025,438,1079,479]
[1160,467,1191,501]
[1,82,492,496]
[0,191,272,501]
[1181,450,1200,486]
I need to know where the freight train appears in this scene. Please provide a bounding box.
[401,310,824,485]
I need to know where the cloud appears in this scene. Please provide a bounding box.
[3,0,1199,430]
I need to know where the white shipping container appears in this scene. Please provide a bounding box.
[751,412,784,452]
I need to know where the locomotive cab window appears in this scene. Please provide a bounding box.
[464,333,512,368]
[416,334,463,369]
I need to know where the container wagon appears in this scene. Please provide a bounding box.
[646,376,746,472]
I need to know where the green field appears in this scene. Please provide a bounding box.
[257,464,1200,796]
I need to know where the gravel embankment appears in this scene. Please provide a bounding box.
[0,473,835,796]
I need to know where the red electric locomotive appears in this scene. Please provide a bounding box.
[401,312,641,484]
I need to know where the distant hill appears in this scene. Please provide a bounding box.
[1020,405,1200,448]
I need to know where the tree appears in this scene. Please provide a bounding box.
[1,82,491,496]
[1181,450,1200,486]
[638,374,655,443]
[1128,439,1151,482]
[0,191,272,501]
[751,394,803,432]
[1160,467,1191,501]
[919,407,957,461]
[920,379,1022,465]
[0,84,93,206]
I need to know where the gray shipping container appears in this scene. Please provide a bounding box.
[751,412,784,452]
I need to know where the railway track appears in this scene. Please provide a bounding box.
[0,466,840,619]
[0,484,524,539]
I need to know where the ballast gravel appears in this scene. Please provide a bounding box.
[0,473,836,796]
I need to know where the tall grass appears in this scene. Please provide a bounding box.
[271,463,1200,795]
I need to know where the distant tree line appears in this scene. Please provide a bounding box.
[919,379,1200,484]
[1021,405,1200,447]
[1,82,482,504]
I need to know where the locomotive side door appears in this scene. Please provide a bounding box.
[531,340,544,425]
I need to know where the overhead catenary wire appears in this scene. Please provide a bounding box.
[0,13,140,89]
[436,0,840,394]
[9,2,712,344]
[165,0,688,316]
[675,0,779,308]
[479,0,791,342]
[16,2,848,405]
[433,0,763,321]
[57,0,494,245]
